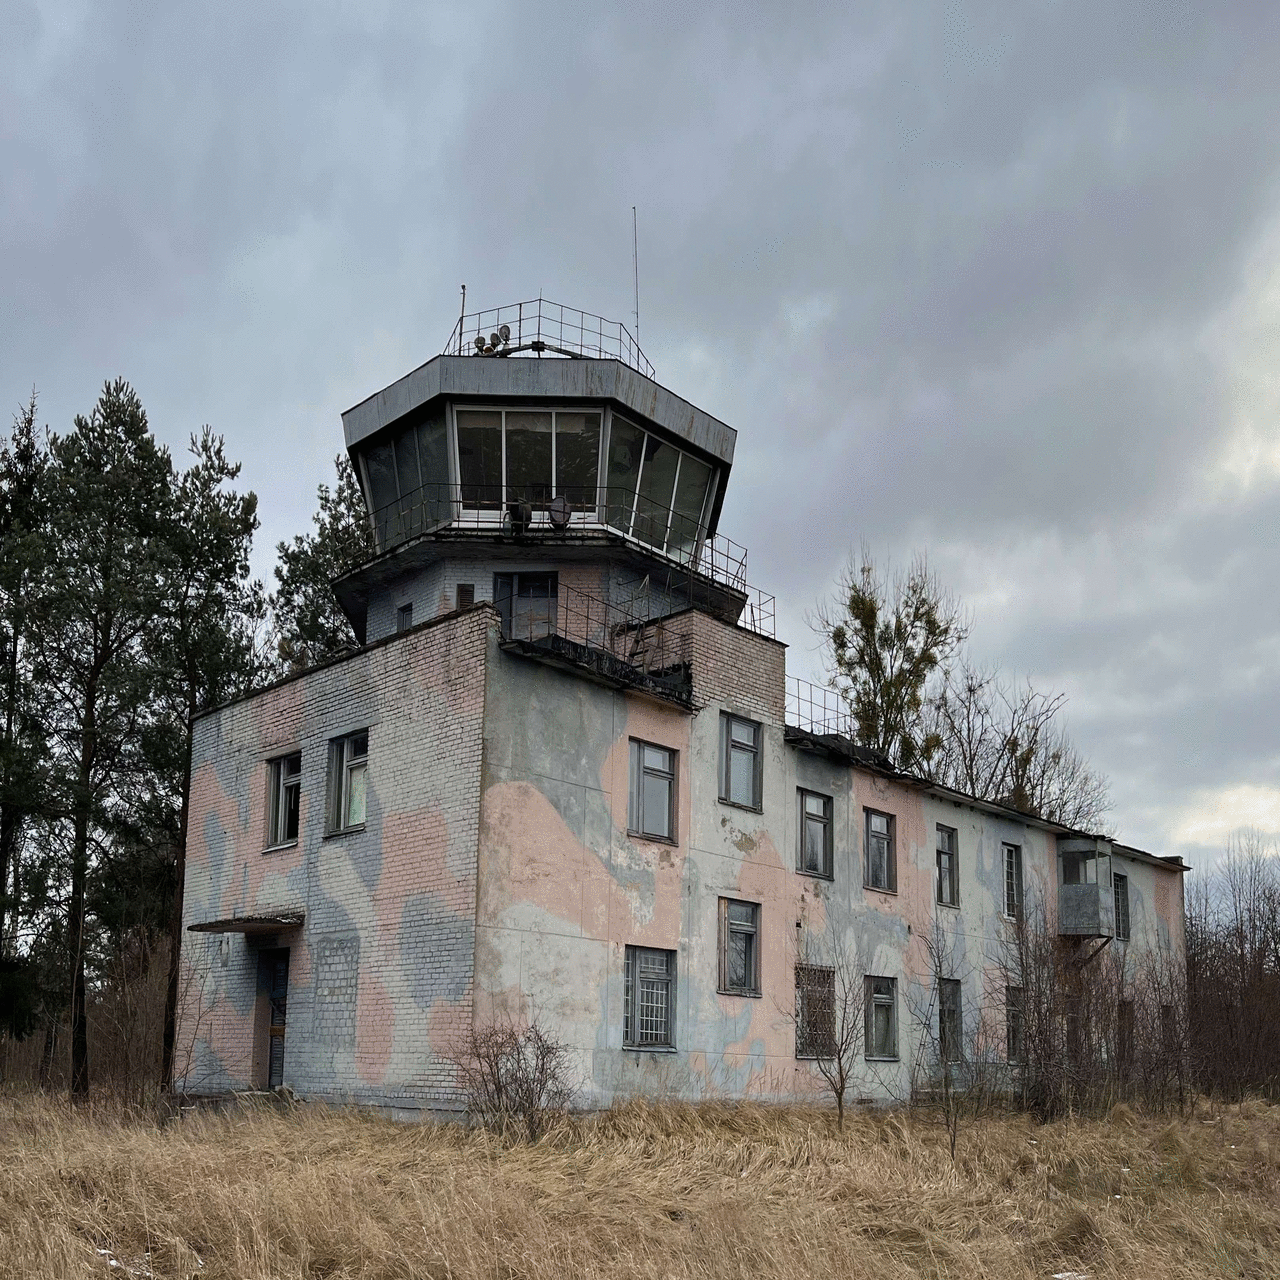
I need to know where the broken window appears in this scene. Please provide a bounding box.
[865,810,896,892]
[1113,872,1131,940]
[493,572,558,641]
[1006,986,1025,1062]
[797,789,833,879]
[936,824,958,906]
[719,713,762,810]
[396,603,413,633]
[267,752,301,848]
[939,978,963,1062]
[1003,843,1023,919]
[865,976,898,1059]
[628,740,675,843]
[718,898,760,995]
[327,730,368,833]
[795,964,836,1059]
[624,946,675,1048]
[1062,850,1097,884]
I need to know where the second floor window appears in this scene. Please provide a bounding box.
[628,740,675,842]
[719,713,762,809]
[267,753,301,847]
[327,731,368,833]
[798,789,833,879]
[1113,872,1131,940]
[865,810,896,892]
[1003,843,1023,918]
[936,824,958,906]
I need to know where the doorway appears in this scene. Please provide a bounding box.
[256,947,290,1090]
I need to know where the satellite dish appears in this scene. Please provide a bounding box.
[498,323,511,342]
[547,494,571,529]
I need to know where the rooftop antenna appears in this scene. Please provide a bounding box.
[632,206,640,346]
[459,284,466,354]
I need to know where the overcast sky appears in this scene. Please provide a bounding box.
[3,1,1277,873]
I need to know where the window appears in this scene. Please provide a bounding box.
[493,572,557,641]
[1003,843,1023,918]
[797,789,833,879]
[795,965,835,1058]
[396,603,413,633]
[267,753,301,848]
[936,824,958,906]
[939,978,962,1062]
[1006,986,1025,1062]
[623,946,675,1048]
[865,976,898,1059]
[1062,850,1097,884]
[864,810,896,892]
[1113,872,1130,940]
[719,714,762,810]
[456,582,475,609]
[359,410,450,545]
[327,731,368,833]
[718,899,760,995]
[628,740,675,842]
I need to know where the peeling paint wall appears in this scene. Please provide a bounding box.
[177,606,492,1113]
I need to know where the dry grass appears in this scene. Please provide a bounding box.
[2,1092,1279,1279]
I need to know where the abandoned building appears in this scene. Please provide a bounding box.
[176,299,1188,1114]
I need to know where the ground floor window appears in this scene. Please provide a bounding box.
[795,964,836,1058]
[865,976,898,1059]
[624,946,675,1048]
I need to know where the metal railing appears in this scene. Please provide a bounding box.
[442,298,655,380]
[786,676,855,738]
[357,481,750,593]
[500,581,693,705]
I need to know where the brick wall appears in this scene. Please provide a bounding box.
[685,611,787,722]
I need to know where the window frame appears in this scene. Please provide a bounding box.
[396,603,413,633]
[864,975,898,1061]
[797,788,834,880]
[266,752,302,850]
[326,730,369,836]
[864,809,897,894]
[936,824,958,907]
[795,963,836,1059]
[627,739,677,844]
[718,898,761,997]
[623,945,676,1049]
[719,713,763,812]
[1003,843,1023,919]
[939,978,963,1063]
[1113,871,1131,941]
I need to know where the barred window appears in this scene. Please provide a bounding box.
[865,976,898,1059]
[718,898,760,995]
[624,946,675,1048]
[865,810,896,892]
[939,978,962,1062]
[1003,843,1023,919]
[798,789,833,879]
[795,965,835,1059]
[1113,872,1131,941]
[267,753,301,848]
[936,824,958,906]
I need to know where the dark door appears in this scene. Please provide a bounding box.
[258,948,290,1089]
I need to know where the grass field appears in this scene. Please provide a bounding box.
[2,1092,1278,1279]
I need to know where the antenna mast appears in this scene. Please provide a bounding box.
[632,206,640,346]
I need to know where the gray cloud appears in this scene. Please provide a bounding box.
[3,0,1278,869]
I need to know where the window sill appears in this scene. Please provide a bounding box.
[323,824,367,840]
[936,899,960,910]
[865,1054,900,1063]
[622,1044,677,1053]
[864,884,898,896]
[718,988,762,999]
[627,830,678,847]
[795,1053,834,1062]
[796,868,834,882]
[718,798,763,815]
[262,841,298,855]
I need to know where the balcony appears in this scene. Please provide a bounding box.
[1058,840,1115,939]
[497,581,694,709]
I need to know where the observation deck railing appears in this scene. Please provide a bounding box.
[443,298,655,380]
[499,581,693,708]
[786,676,856,739]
